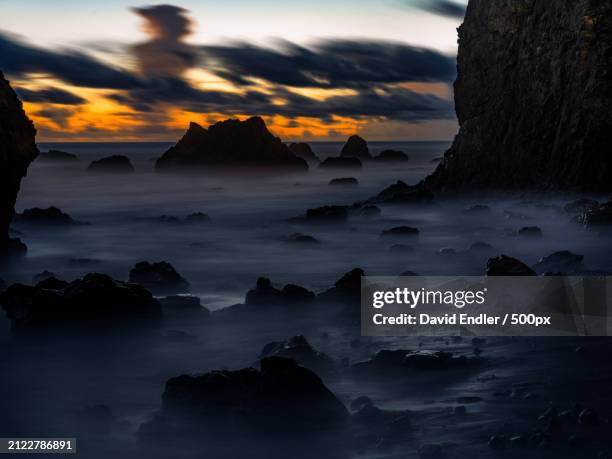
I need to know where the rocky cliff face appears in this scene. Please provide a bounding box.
[0,71,38,254]
[156,117,308,171]
[426,0,612,191]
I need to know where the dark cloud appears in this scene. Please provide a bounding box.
[16,87,85,105]
[203,39,455,88]
[131,5,193,41]
[34,107,75,128]
[408,0,466,19]
[0,32,143,89]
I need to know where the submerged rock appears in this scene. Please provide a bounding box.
[0,273,161,330]
[329,177,358,186]
[259,335,334,373]
[289,206,349,224]
[39,150,78,162]
[319,157,362,169]
[286,233,320,245]
[87,155,134,173]
[486,255,536,276]
[340,135,371,160]
[518,226,543,238]
[128,261,189,294]
[369,181,434,205]
[381,226,420,238]
[0,71,39,256]
[289,143,319,163]
[156,117,308,171]
[532,251,584,274]
[374,150,408,162]
[14,206,81,226]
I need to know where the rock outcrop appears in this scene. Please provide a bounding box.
[289,142,319,163]
[39,150,78,162]
[0,71,38,255]
[340,135,371,160]
[156,117,308,171]
[87,155,134,173]
[425,0,612,190]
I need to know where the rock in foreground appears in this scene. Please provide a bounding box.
[156,117,307,171]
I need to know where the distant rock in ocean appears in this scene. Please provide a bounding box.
[156,117,308,171]
[319,157,362,169]
[0,71,38,257]
[39,149,78,162]
[14,206,83,226]
[87,155,134,173]
[374,150,409,162]
[289,142,319,163]
[424,0,612,191]
[340,135,371,160]
[329,177,358,186]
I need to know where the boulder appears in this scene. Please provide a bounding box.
[87,155,134,173]
[380,226,420,238]
[289,143,319,163]
[329,177,358,186]
[14,206,81,226]
[128,261,189,294]
[486,255,536,276]
[0,71,38,256]
[0,273,161,330]
[319,157,362,169]
[369,181,434,205]
[289,206,349,224]
[374,150,409,162]
[340,135,371,160]
[424,0,612,191]
[156,117,308,171]
[259,335,334,373]
[39,150,78,162]
[532,251,585,274]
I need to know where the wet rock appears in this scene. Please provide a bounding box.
[0,273,161,330]
[259,335,334,373]
[0,72,38,256]
[329,177,358,186]
[139,357,349,449]
[319,157,362,169]
[14,206,81,226]
[340,135,371,160]
[185,212,211,223]
[156,117,308,171]
[463,204,491,215]
[350,396,373,412]
[532,251,584,274]
[129,261,189,294]
[375,150,409,162]
[370,181,434,205]
[286,233,319,245]
[289,206,349,224]
[486,255,536,276]
[159,295,210,315]
[32,270,59,284]
[423,0,612,191]
[289,142,319,163]
[87,155,134,173]
[39,149,78,162]
[518,226,543,238]
[246,278,315,306]
[381,226,420,238]
[564,198,599,214]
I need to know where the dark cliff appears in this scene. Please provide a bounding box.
[0,71,38,254]
[156,117,308,171]
[426,0,612,191]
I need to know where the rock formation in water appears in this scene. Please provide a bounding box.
[425,0,612,191]
[340,135,371,160]
[156,117,308,171]
[289,142,319,163]
[87,155,134,173]
[129,261,189,294]
[39,150,78,162]
[0,71,38,255]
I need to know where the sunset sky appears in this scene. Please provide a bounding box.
[0,0,466,142]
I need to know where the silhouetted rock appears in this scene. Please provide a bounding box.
[129,261,189,294]
[564,198,599,214]
[289,143,319,163]
[463,204,491,215]
[424,1,612,191]
[381,226,420,238]
[576,200,612,227]
[14,206,81,226]
[259,335,334,373]
[245,278,315,306]
[329,177,358,186]
[319,157,362,169]
[156,117,307,171]
[139,357,349,453]
[0,71,38,256]
[317,268,364,305]
[369,181,434,204]
[486,255,536,276]
[375,150,409,162]
[39,150,78,162]
[289,206,349,224]
[350,396,373,412]
[518,226,543,238]
[532,251,584,274]
[0,273,161,330]
[185,212,211,223]
[87,155,134,173]
[340,135,371,160]
[286,233,319,245]
[32,270,59,284]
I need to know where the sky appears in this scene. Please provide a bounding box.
[0,0,466,142]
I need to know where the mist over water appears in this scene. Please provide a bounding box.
[2,141,612,458]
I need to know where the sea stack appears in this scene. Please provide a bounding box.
[340,135,371,160]
[0,71,39,256]
[156,117,308,171]
[426,0,612,191]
